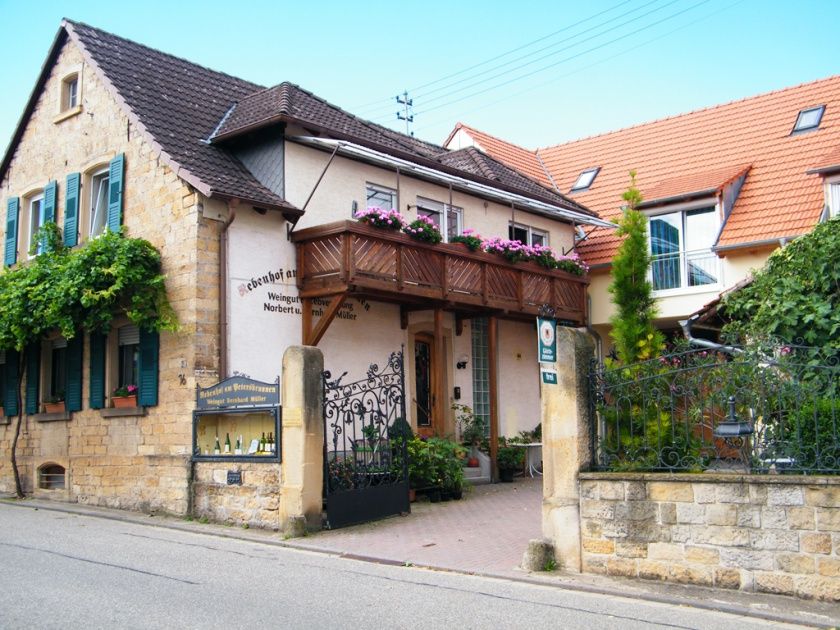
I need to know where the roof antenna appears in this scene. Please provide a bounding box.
[396,91,414,136]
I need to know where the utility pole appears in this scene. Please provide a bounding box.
[396,91,414,136]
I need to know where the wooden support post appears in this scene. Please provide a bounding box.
[488,315,499,482]
[301,297,313,345]
[304,293,346,346]
[455,314,464,337]
[400,306,409,330]
[434,308,445,436]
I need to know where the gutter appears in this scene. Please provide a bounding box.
[713,236,795,254]
[679,316,742,355]
[219,202,238,378]
[293,136,617,229]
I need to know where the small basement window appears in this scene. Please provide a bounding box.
[571,167,600,192]
[38,464,66,490]
[792,105,825,134]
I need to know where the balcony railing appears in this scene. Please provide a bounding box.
[651,248,720,292]
[292,221,589,324]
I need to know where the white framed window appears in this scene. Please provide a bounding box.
[365,183,397,214]
[63,75,78,111]
[829,182,840,219]
[648,205,720,292]
[89,168,110,238]
[416,197,462,242]
[28,193,46,257]
[508,222,548,247]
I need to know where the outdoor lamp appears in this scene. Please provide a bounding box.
[713,396,755,438]
[456,355,468,370]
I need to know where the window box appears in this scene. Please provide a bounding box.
[43,401,65,414]
[112,394,137,408]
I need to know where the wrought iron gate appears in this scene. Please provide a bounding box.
[323,350,410,529]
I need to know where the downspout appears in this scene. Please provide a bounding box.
[220,201,238,379]
[680,315,742,355]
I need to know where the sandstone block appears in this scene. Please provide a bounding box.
[692,483,716,504]
[675,502,705,524]
[794,576,840,602]
[615,542,648,559]
[777,554,815,575]
[805,486,840,508]
[720,548,775,570]
[750,529,799,552]
[648,542,684,561]
[659,502,677,524]
[625,481,646,501]
[787,506,816,530]
[616,501,657,521]
[638,560,669,581]
[649,482,693,502]
[767,485,804,506]
[716,483,750,504]
[605,558,637,577]
[759,506,787,529]
[817,558,840,577]
[755,572,796,596]
[748,484,768,505]
[521,539,556,572]
[685,546,719,565]
[816,508,840,532]
[693,525,750,548]
[736,505,761,528]
[714,567,742,589]
[706,504,738,526]
[598,481,624,501]
[669,564,712,586]
[581,499,615,520]
[580,482,599,500]
[582,538,615,555]
[582,556,607,574]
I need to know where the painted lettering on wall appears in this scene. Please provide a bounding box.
[262,291,370,320]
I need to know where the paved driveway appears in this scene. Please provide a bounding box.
[295,476,543,574]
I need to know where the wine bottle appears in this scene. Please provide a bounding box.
[224,433,231,454]
[213,436,221,455]
[234,434,242,455]
[260,432,266,454]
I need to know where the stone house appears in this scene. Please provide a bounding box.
[0,20,610,521]
[445,76,840,353]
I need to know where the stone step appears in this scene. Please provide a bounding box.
[463,466,484,478]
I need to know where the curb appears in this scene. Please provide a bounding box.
[1,497,836,628]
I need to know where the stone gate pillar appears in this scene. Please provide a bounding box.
[541,327,594,572]
[279,346,324,535]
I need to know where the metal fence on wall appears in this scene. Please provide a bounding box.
[589,343,839,474]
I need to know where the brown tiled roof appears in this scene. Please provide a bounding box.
[444,122,552,187]
[64,20,298,212]
[457,75,840,266]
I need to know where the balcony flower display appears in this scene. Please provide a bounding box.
[402,215,442,244]
[450,228,483,251]
[482,237,529,263]
[354,207,405,230]
[526,244,588,276]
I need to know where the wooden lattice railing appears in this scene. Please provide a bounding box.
[292,221,588,324]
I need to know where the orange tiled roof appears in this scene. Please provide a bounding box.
[444,122,553,188]
[639,163,751,207]
[456,75,840,266]
[808,145,840,174]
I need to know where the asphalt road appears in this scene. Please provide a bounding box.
[0,504,809,630]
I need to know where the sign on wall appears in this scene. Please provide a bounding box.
[537,316,557,363]
[196,376,280,410]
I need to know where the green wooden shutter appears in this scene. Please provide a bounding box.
[4,349,19,417]
[138,329,159,407]
[65,334,83,412]
[43,181,57,224]
[25,343,40,415]
[5,198,19,266]
[107,153,124,232]
[89,332,106,409]
[64,173,80,247]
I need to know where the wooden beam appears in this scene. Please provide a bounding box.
[301,297,313,346]
[434,308,445,436]
[304,293,346,346]
[455,314,464,337]
[488,315,499,482]
[400,305,409,330]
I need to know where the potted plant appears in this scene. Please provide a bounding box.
[453,403,487,466]
[354,207,405,230]
[450,228,483,252]
[402,215,442,244]
[497,439,525,482]
[44,393,65,414]
[112,384,138,408]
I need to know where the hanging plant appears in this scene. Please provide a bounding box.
[354,207,405,230]
[0,224,177,498]
[402,215,442,244]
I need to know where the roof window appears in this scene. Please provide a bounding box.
[571,167,600,192]
[792,105,825,134]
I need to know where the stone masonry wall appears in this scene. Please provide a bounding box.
[193,462,282,529]
[0,38,220,514]
[579,473,840,601]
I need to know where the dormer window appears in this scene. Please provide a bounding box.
[792,105,825,134]
[571,167,600,192]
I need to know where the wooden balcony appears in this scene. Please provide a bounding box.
[292,221,589,330]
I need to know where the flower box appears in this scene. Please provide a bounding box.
[112,395,138,408]
[44,401,65,414]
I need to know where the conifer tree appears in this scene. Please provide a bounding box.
[608,171,664,363]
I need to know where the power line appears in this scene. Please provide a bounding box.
[350,0,634,114]
[406,0,712,120]
[412,0,746,137]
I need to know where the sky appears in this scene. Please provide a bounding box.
[1,0,839,155]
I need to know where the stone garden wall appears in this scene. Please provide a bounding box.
[193,462,282,529]
[578,473,840,601]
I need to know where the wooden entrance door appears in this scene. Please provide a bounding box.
[414,333,436,437]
